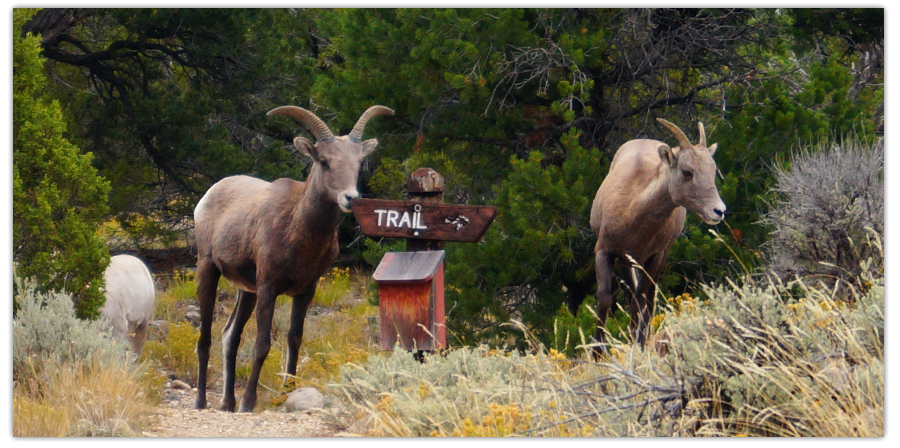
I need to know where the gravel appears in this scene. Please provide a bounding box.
[142,381,333,438]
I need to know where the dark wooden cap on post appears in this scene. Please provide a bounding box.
[407,167,445,195]
[407,168,444,251]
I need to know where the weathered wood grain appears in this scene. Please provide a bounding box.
[351,199,497,243]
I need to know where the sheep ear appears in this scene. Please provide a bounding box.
[361,138,379,157]
[707,142,718,156]
[293,137,318,160]
[658,144,676,167]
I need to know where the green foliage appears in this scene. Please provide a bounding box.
[313,267,353,307]
[664,47,883,296]
[366,157,407,201]
[762,138,883,289]
[788,8,884,52]
[13,8,111,318]
[152,269,197,323]
[445,129,604,346]
[360,238,405,273]
[31,8,317,245]
[548,300,631,357]
[235,345,284,396]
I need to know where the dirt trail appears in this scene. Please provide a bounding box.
[142,383,333,438]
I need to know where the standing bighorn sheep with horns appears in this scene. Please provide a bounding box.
[193,104,393,412]
[585,118,725,350]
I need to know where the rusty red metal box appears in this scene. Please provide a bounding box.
[373,250,446,351]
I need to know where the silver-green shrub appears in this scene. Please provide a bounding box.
[325,272,883,436]
[661,273,884,436]
[328,345,547,435]
[327,340,692,436]
[13,276,130,379]
[762,138,883,289]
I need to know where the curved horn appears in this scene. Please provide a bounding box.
[698,122,707,148]
[267,106,334,142]
[349,105,394,142]
[656,118,693,149]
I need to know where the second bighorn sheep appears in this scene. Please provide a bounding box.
[585,118,725,350]
[100,254,156,355]
[193,104,393,412]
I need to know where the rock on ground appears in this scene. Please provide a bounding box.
[285,387,325,412]
[143,381,332,437]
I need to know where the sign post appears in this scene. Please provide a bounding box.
[351,168,496,352]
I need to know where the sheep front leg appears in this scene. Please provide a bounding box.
[593,250,615,356]
[221,289,257,412]
[194,260,221,410]
[285,287,316,379]
[238,286,277,413]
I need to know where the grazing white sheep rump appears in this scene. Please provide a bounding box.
[100,254,156,355]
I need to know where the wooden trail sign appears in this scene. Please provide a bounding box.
[353,168,496,353]
[350,199,497,243]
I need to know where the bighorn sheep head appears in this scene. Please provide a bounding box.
[656,118,726,225]
[267,105,394,212]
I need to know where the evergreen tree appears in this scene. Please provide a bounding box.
[13,8,111,319]
[16,7,883,345]
[23,8,317,246]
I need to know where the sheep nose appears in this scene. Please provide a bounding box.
[713,207,725,218]
[344,192,359,203]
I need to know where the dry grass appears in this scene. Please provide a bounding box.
[13,355,159,436]
[17,240,880,437]
[141,264,379,410]
[273,267,379,399]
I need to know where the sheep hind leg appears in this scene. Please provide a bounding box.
[631,255,663,349]
[238,287,277,413]
[194,260,221,410]
[285,287,316,381]
[592,250,615,358]
[221,289,257,412]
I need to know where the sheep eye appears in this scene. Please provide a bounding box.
[682,170,693,179]
[320,160,330,170]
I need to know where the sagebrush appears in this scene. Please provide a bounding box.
[13,277,158,436]
[13,277,129,377]
[763,137,883,291]
[324,267,884,437]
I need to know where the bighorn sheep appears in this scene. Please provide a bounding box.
[100,254,156,355]
[585,118,725,349]
[193,104,393,412]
